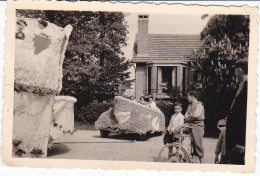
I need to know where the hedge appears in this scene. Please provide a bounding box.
[75,100,188,127]
[74,99,220,137]
[75,102,113,125]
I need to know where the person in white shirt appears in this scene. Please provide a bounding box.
[163,102,184,158]
[148,97,157,110]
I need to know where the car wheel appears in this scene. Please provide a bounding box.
[137,133,147,141]
[100,130,110,138]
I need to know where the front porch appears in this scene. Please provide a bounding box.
[143,89,171,99]
[135,63,191,100]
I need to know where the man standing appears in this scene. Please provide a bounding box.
[225,59,248,165]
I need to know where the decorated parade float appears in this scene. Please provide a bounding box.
[95,96,165,141]
[13,17,74,158]
[49,96,77,147]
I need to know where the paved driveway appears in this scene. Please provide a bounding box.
[48,130,217,163]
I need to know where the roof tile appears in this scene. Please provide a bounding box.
[133,34,203,62]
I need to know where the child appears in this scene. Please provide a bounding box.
[184,90,205,163]
[214,119,227,164]
[129,96,136,102]
[163,102,184,158]
[148,97,157,110]
[138,96,147,105]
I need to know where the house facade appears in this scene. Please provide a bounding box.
[133,14,203,100]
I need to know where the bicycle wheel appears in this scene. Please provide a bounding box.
[155,143,191,163]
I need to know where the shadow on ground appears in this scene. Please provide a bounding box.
[92,133,136,141]
[92,131,163,141]
[151,156,168,162]
[47,143,70,157]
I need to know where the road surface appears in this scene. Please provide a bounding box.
[48,130,217,163]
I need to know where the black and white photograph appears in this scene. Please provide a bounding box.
[2,0,258,172]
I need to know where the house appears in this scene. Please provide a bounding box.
[133,14,203,100]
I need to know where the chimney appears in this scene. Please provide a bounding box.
[137,14,149,56]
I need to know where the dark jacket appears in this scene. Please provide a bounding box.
[226,81,247,152]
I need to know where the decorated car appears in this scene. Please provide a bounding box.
[95,96,165,141]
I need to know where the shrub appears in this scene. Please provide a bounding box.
[74,98,220,137]
[156,98,188,127]
[156,102,173,127]
[75,102,113,125]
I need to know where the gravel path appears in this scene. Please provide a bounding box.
[48,130,217,163]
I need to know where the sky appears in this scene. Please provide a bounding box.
[122,13,212,80]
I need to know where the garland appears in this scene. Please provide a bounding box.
[14,82,58,96]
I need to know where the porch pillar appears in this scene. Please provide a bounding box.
[151,66,157,99]
[157,67,162,93]
[145,67,148,95]
[177,66,183,91]
[172,67,176,87]
[185,67,189,93]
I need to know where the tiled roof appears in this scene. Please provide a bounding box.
[133,34,203,63]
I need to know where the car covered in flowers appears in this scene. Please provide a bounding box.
[95,96,165,141]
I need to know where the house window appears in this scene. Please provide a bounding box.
[161,67,173,93]
[133,43,137,55]
[161,67,172,86]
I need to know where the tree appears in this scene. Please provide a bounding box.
[16,10,133,104]
[190,15,249,135]
[94,56,132,101]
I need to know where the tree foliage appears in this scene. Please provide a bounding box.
[190,15,249,135]
[191,15,249,103]
[16,10,133,104]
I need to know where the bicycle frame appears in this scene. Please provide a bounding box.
[155,126,194,163]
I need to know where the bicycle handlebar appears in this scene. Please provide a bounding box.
[179,126,193,134]
[182,126,193,129]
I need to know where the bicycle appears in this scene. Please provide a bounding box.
[155,125,200,163]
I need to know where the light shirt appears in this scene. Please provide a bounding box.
[184,101,204,120]
[167,113,184,132]
[149,101,157,110]
[139,100,147,105]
